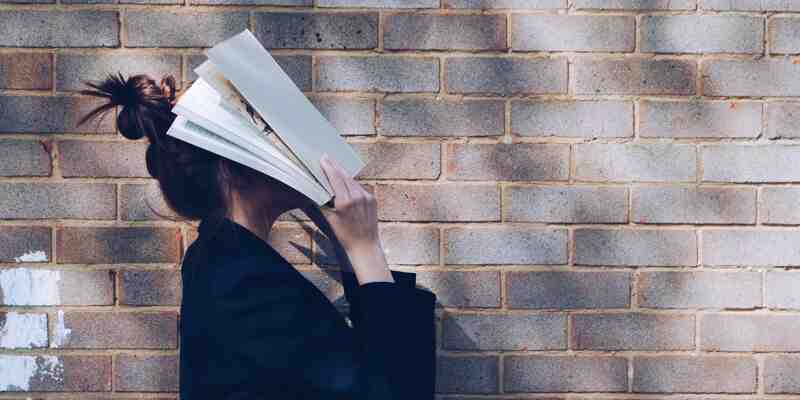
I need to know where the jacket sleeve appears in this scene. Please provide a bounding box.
[202,257,437,400]
[339,269,437,400]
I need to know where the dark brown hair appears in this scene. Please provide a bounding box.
[78,72,271,222]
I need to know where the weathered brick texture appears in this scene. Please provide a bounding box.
[1,1,797,397]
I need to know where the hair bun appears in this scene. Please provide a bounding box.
[78,72,177,141]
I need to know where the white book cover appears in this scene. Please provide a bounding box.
[165,29,365,206]
[204,29,365,194]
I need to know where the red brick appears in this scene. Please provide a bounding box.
[0,53,52,90]
[0,226,51,263]
[54,311,177,349]
[0,354,111,391]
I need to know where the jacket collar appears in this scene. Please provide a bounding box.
[196,215,284,261]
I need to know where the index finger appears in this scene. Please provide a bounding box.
[320,154,352,206]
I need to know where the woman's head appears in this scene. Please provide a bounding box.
[78,72,302,222]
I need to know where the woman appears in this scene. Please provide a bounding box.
[78,73,437,399]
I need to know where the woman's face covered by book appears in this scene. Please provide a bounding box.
[222,160,308,219]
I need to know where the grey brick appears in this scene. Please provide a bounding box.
[317,56,438,93]
[192,0,309,4]
[376,184,499,222]
[703,145,800,183]
[511,15,634,52]
[702,314,800,352]
[188,54,312,91]
[379,98,503,137]
[114,354,178,392]
[0,140,51,176]
[703,59,800,97]
[0,0,53,3]
[380,225,439,265]
[507,271,631,309]
[575,143,696,182]
[641,16,763,54]
[445,226,568,264]
[120,269,181,306]
[385,15,505,51]
[0,227,51,263]
[444,0,565,8]
[766,271,800,309]
[703,230,800,266]
[0,96,114,133]
[574,313,694,350]
[57,53,180,92]
[761,187,800,224]
[504,356,628,392]
[319,0,438,6]
[55,312,177,349]
[0,11,118,47]
[765,355,800,393]
[120,183,173,221]
[446,57,566,96]
[415,271,500,308]
[632,186,756,224]
[447,143,569,181]
[352,142,439,179]
[574,58,696,95]
[56,227,181,264]
[767,103,800,139]
[638,271,762,309]
[126,11,248,48]
[575,229,697,266]
[703,0,800,11]
[254,12,376,50]
[771,17,800,54]
[640,100,762,138]
[575,0,695,9]
[436,355,498,394]
[0,268,113,305]
[505,185,628,223]
[511,100,633,138]
[443,313,566,350]
[59,141,148,178]
[0,183,115,220]
[0,53,51,90]
[310,96,374,136]
[633,356,756,393]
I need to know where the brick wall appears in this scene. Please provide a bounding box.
[1,0,800,397]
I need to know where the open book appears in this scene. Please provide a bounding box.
[166,29,365,206]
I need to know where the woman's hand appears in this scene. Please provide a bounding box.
[316,153,393,285]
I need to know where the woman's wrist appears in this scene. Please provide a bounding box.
[346,241,394,285]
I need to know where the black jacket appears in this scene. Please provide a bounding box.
[179,215,437,399]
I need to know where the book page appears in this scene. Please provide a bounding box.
[205,30,365,195]
[166,116,332,206]
[172,78,331,204]
[193,61,313,181]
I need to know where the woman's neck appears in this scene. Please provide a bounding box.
[226,192,283,244]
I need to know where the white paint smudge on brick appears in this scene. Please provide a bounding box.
[0,354,63,391]
[14,250,48,263]
[0,312,47,349]
[51,310,71,348]
[0,268,61,305]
